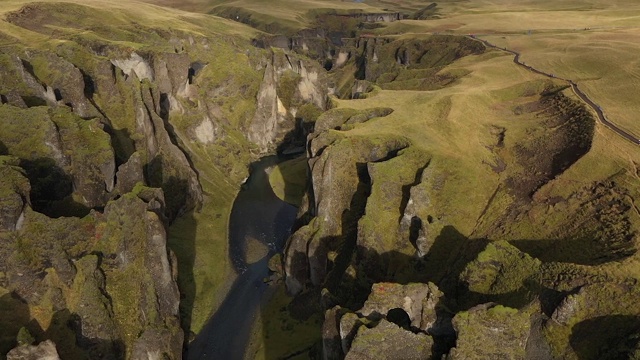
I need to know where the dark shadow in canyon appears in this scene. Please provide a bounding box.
[0,294,125,359]
[167,211,197,349]
[145,155,190,220]
[0,292,32,356]
[19,157,90,218]
[570,315,640,360]
[45,309,125,360]
[187,156,299,360]
[510,236,636,266]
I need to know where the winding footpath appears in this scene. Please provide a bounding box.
[469,35,640,145]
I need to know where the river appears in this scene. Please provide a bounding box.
[187,156,299,360]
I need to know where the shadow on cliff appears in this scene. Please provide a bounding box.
[166,210,197,345]
[44,309,125,360]
[145,155,190,220]
[510,236,636,266]
[148,157,198,345]
[0,292,31,356]
[19,157,90,218]
[569,315,640,360]
[0,294,125,359]
[0,140,8,155]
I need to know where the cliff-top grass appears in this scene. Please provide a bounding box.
[332,40,640,279]
[0,0,258,48]
[374,0,640,137]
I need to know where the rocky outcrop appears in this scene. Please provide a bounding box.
[7,340,60,360]
[0,190,183,359]
[111,53,154,82]
[0,105,114,214]
[0,157,29,231]
[346,319,432,360]
[284,130,410,294]
[449,304,531,360]
[359,282,452,335]
[248,50,329,153]
[324,282,445,359]
[347,13,403,23]
[544,283,640,359]
[0,3,270,357]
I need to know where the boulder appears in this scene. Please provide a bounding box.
[449,303,530,360]
[359,282,452,334]
[7,340,60,360]
[346,319,433,360]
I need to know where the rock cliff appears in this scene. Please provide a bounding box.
[0,1,330,358]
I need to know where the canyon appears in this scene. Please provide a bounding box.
[1,1,640,360]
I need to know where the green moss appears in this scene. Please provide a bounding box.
[452,304,530,359]
[49,107,113,166]
[16,327,34,346]
[543,283,640,359]
[296,103,323,123]
[245,283,322,360]
[358,146,430,263]
[459,241,541,309]
[0,54,40,97]
[0,105,57,160]
[277,70,301,110]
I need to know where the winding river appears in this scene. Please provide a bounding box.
[187,156,299,360]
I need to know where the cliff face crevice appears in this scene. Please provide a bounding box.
[256,32,485,99]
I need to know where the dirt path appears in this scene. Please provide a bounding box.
[469,35,640,145]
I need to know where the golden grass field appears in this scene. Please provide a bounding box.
[374,0,640,136]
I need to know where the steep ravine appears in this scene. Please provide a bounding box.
[187,156,298,360]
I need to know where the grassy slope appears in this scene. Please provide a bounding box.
[334,51,537,235]
[375,0,640,136]
[139,0,432,32]
[332,45,640,272]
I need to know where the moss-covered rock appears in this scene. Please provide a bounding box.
[345,319,433,360]
[359,282,450,334]
[7,340,60,360]
[0,105,114,213]
[0,157,30,232]
[284,131,410,294]
[544,282,640,360]
[458,240,542,309]
[449,303,531,360]
[313,107,393,134]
